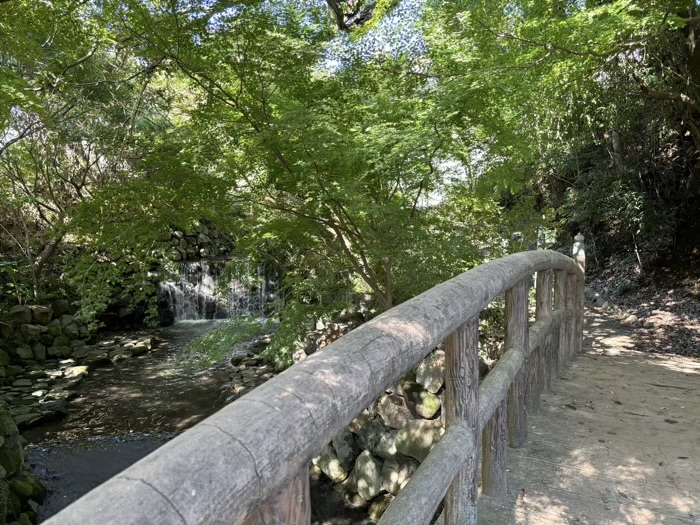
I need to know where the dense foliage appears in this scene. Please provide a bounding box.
[2,0,699,364]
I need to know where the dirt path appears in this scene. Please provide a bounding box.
[478,308,700,524]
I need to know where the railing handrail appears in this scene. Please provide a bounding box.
[44,248,584,525]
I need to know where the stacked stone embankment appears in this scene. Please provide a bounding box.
[0,303,159,430]
[163,220,237,262]
[0,402,46,525]
[301,319,489,523]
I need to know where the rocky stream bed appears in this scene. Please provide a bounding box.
[13,320,276,523]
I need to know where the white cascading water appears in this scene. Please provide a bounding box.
[159,260,275,322]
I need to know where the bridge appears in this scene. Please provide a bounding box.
[43,236,699,525]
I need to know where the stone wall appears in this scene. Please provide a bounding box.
[0,304,158,430]
[310,346,488,523]
[0,302,89,367]
[162,220,237,262]
[0,402,45,525]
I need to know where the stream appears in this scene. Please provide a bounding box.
[24,320,235,522]
[22,321,371,525]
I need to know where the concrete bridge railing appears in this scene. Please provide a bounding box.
[44,237,586,525]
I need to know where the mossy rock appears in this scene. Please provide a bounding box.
[52,335,70,348]
[46,320,62,338]
[5,490,21,523]
[8,512,33,525]
[8,473,45,504]
[0,479,8,524]
[0,436,23,477]
[0,407,18,438]
[5,368,22,380]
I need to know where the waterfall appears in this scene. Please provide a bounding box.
[159,260,276,322]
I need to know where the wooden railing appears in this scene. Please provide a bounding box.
[44,237,586,525]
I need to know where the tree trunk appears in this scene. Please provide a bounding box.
[32,230,64,299]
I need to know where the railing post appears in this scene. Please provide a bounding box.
[536,270,554,393]
[444,317,480,525]
[525,278,541,416]
[506,280,528,448]
[565,271,577,358]
[243,465,311,525]
[481,398,507,497]
[554,270,567,370]
[573,233,586,354]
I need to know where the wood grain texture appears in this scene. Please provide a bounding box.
[482,399,507,497]
[43,250,582,525]
[506,280,529,448]
[243,467,310,525]
[554,270,568,371]
[574,238,586,356]
[477,309,563,431]
[575,275,585,355]
[443,318,479,525]
[536,270,554,393]
[566,272,577,358]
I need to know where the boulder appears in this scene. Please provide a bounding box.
[63,366,88,380]
[47,347,63,358]
[47,319,62,337]
[402,381,442,419]
[81,352,110,367]
[0,435,23,476]
[59,315,75,329]
[6,490,22,521]
[19,325,42,342]
[69,340,86,350]
[63,323,80,339]
[622,314,639,326]
[109,349,132,363]
[71,347,90,360]
[374,430,398,460]
[348,409,372,434]
[415,349,445,394]
[0,322,12,338]
[312,444,348,483]
[332,430,360,472]
[0,407,19,437]
[0,351,10,367]
[351,451,383,501]
[57,346,72,358]
[369,493,394,523]
[357,419,386,455]
[8,472,45,503]
[52,335,70,348]
[16,346,33,361]
[128,343,149,357]
[381,455,419,495]
[51,299,72,318]
[32,344,46,362]
[38,399,68,415]
[8,306,32,325]
[5,366,22,379]
[31,306,53,325]
[377,394,413,430]
[395,419,444,462]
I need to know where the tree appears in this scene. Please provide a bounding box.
[0,0,171,299]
